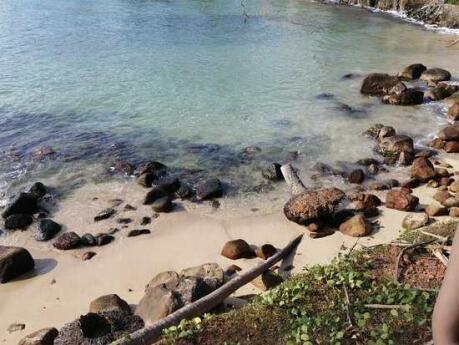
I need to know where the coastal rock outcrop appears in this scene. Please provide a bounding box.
[398,64,427,81]
[283,188,345,225]
[360,73,406,96]
[0,245,34,283]
[2,192,38,219]
[4,214,33,230]
[421,68,451,86]
[255,244,277,260]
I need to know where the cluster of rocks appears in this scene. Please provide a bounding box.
[137,161,224,212]
[361,65,454,106]
[1,183,63,242]
[431,122,459,154]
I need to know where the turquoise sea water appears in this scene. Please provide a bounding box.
[0,0,458,196]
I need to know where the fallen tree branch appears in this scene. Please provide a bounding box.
[281,164,308,196]
[419,230,448,242]
[394,239,437,283]
[364,304,407,310]
[111,235,303,345]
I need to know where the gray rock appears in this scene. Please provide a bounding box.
[127,229,151,237]
[195,178,223,200]
[81,233,97,246]
[89,294,131,314]
[1,193,38,219]
[29,182,48,200]
[4,214,33,230]
[96,234,114,246]
[151,197,173,213]
[34,219,61,241]
[135,285,180,325]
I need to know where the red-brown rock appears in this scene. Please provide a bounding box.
[385,190,419,211]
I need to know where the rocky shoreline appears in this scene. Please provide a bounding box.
[2,62,459,344]
[331,0,459,29]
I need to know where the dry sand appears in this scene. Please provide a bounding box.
[2,155,459,344]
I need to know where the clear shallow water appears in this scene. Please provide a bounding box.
[0,0,459,197]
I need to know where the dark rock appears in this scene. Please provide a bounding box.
[140,217,151,225]
[81,233,97,247]
[255,244,277,260]
[360,73,406,96]
[89,294,131,314]
[109,199,123,207]
[18,327,58,345]
[348,169,365,184]
[127,229,151,237]
[376,135,414,165]
[239,146,262,160]
[143,187,167,205]
[251,270,284,291]
[341,73,361,80]
[210,199,220,209]
[364,124,395,139]
[221,239,255,260]
[96,234,114,246]
[425,83,459,101]
[356,158,380,166]
[54,310,144,345]
[117,218,132,224]
[110,160,134,175]
[29,182,48,200]
[411,157,436,182]
[123,204,136,211]
[94,208,116,222]
[0,246,34,283]
[339,215,372,237]
[382,88,424,105]
[152,177,180,194]
[2,193,38,219]
[225,264,242,275]
[151,197,173,213]
[438,123,459,141]
[34,219,62,241]
[349,193,381,211]
[398,64,427,81]
[32,147,56,160]
[385,190,419,211]
[196,178,223,200]
[53,232,81,250]
[261,162,283,181]
[8,323,26,333]
[4,214,33,230]
[136,173,155,188]
[134,161,167,177]
[311,162,345,177]
[283,188,345,225]
[175,184,193,199]
[421,68,451,86]
[82,251,96,261]
[316,92,335,99]
[401,178,420,189]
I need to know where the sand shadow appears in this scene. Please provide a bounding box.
[10,258,58,282]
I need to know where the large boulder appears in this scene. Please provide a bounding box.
[420,68,451,86]
[89,294,131,314]
[283,188,345,225]
[1,193,38,219]
[18,327,58,345]
[382,88,424,105]
[0,246,34,283]
[445,141,459,153]
[339,215,372,237]
[221,239,255,260]
[195,178,223,200]
[143,187,167,205]
[54,311,143,345]
[438,123,459,141]
[135,285,180,325]
[53,232,81,250]
[360,73,406,96]
[4,214,33,230]
[385,190,419,211]
[398,64,427,81]
[180,262,224,291]
[411,157,436,182]
[33,219,62,241]
[29,182,48,200]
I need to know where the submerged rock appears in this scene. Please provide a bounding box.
[260,162,283,181]
[1,193,38,219]
[221,239,255,260]
[195,178,223,200]
[0,245,34,283]
[398,63,427,81]
[424,83,459,101]
[283,188,345,225]
[34,219,62,241]
[134,161,167,178]
[360,73,406,96]
[29,182,48,200]
[420,68,451,85]
[4,214,33,230]
[81,233,97,247]
[382,88,424,105]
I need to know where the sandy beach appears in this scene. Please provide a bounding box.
[2,154,459,344]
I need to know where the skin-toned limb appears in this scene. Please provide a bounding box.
[433,226,459,345]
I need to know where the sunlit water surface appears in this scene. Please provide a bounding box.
[0,0,459,201]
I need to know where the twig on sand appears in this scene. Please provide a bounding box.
[394,239,437,283]
[111,235,303,345]
[446,38,459,47]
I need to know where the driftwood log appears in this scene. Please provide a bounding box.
[281,163,307,195]
[111,235,303,345]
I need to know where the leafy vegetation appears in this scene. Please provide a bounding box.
[159,221,456,345]
[445,0,459,5]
